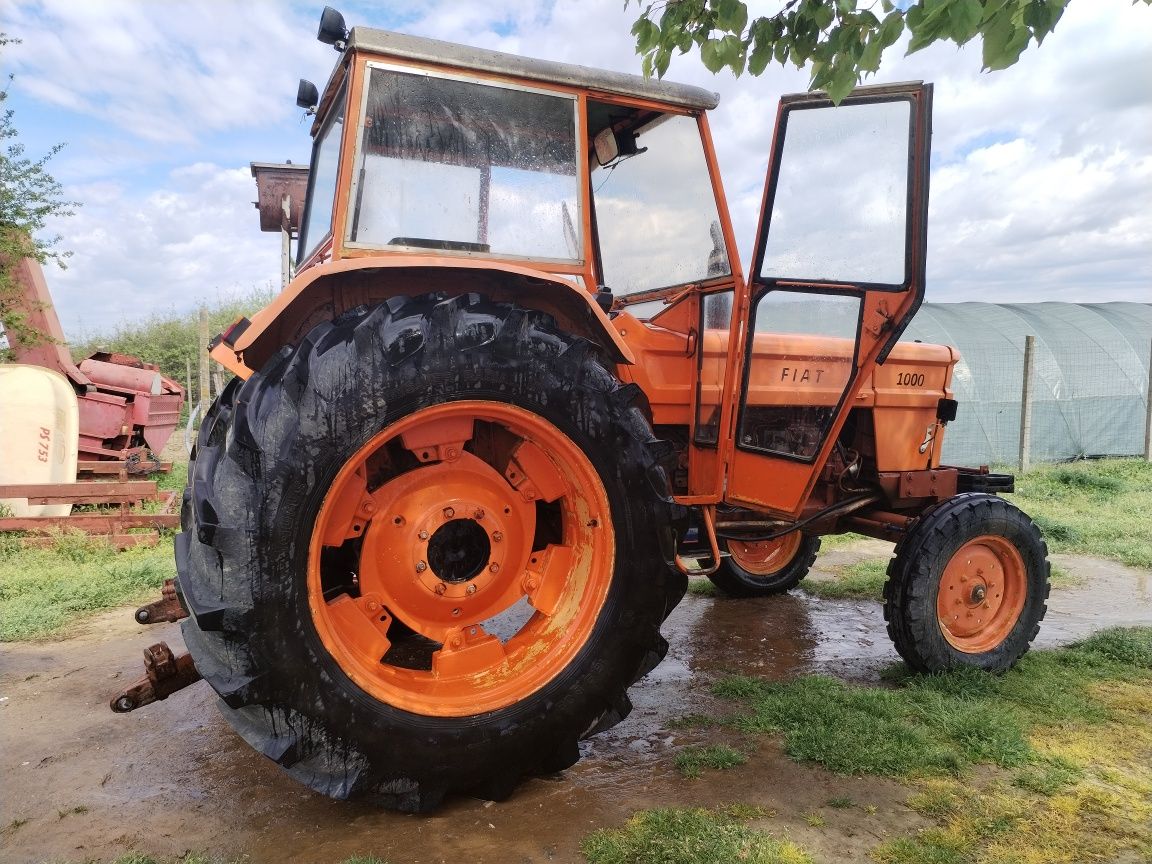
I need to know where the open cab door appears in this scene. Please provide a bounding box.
[724,82,933,515]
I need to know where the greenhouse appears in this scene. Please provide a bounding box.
[902,302,1152,466]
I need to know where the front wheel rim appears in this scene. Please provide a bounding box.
[727,532,802,577]
[936,535,1028,653]
[308,401,614,717]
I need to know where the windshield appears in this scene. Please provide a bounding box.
[298,88,347,264]
[347,66,581,262]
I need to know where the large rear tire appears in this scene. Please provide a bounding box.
[176,295,677,810]
[707,533,820,597]
[883,493,1049,673]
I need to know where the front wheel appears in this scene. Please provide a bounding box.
[707,532,820,597]
[883,493,1050,672]
[176,295,678,810]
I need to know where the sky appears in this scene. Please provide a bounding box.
[2,0,1149,341]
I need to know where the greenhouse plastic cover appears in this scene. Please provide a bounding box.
[902,302,1152,466]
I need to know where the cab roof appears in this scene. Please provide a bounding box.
[347,27,720,112]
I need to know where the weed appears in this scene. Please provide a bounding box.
[716,628,1152,781]
[825,795,854,809]
[582,807,813,864]
[675,744,746,778]
[1009,458,1152,568]
[340,858,388,864]
[816,532,869,550]
[803,558,888,601]
[1012,756,1083,796]
[686,578,716,597]
[0,539,174,640]
[802,812,825,827]
[56,804,88,819]
[5,817,28,831]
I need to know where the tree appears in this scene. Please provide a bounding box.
[1,32,77,360]
[628,0,1152,103]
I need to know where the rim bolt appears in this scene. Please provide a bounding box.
[416,560,427,573]
[451,607,462,617]
[466,584,477,595]
[446,448,459,460]
[524,576,539,592]
[449,635,463,649]
[434,582,447,596]
[474,508,485,520]
[418,530,429,541]
[363,501,376,513]
[489,563,500,574]
[492,531,504,542]
[443,507,455,519]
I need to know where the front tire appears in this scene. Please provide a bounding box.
[176,295,677,810]
[707,533,820,597]
[882,493,1049,673]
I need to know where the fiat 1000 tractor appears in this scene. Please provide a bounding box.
[113,8,1048,811]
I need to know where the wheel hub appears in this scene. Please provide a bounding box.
[360,451,536,641]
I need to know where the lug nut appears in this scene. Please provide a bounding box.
[449,635,463,649]
[416,561,427,573]
[418,530,429,541]
[443,507,455,519]
[489,563,500,574]
[492,531,503,542]
[524,576,539,592]
[367,601,380,612]
[473,508,485,520]
[466,584,477,595]
[434,582,447,595]
[363,501,376,513]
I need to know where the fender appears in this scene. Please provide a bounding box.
[210,256,635,379]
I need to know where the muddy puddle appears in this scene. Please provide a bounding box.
[2,549,1149,864]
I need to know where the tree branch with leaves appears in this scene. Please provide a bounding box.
[628,0,1150,103]
[1,32,77,360]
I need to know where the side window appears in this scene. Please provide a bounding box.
[592,111,729,296]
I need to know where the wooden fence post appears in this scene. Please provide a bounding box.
[1019,334,1035,472]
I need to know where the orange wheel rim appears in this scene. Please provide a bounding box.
[936,535,1027,653]
[308,401,614,717]
[728,532,802,576]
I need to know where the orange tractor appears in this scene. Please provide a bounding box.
[115,8,1049,811]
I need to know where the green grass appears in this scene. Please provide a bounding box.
[712,627,1152,779]
[815,531,868,550]
[686,578,717,596]
[674,744,747,778]
[802,558,888,600]
[0,532,174,641]
[582,807,812,864]
[49,855,382,864]
[1007,458,1152,568]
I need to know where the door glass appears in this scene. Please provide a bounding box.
[695,291,733,445]
[738,292,861,459]
[592,113,730,295]
[760,100,910,287]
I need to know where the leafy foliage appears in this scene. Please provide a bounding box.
[0,33,78,359]
[628,1,1152,103]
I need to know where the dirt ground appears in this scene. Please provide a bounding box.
[2,545,1149,864]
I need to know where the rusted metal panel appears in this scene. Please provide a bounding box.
[0,514,179,531]
[877,469,959,502]
[0,480,157,498]
[251,162,309,232]
[109,642,201,713]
